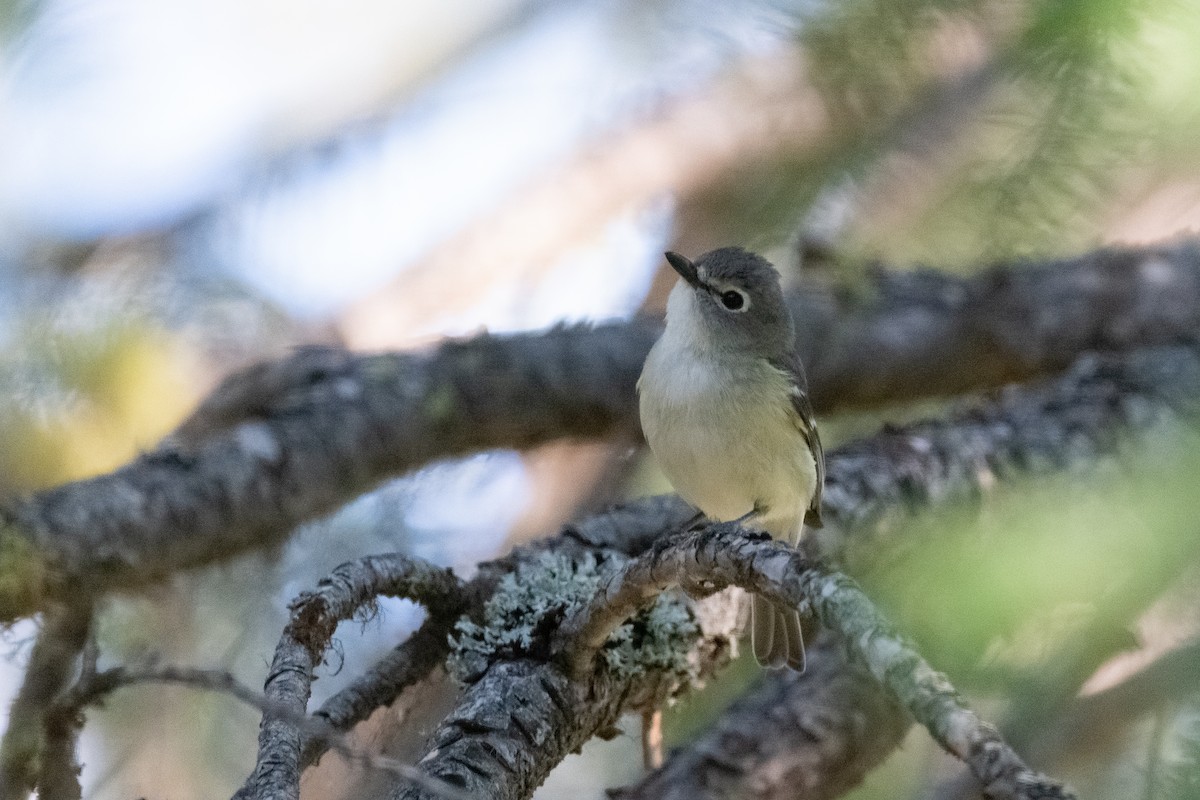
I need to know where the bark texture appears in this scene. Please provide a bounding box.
[372,342,1200,800]
[0,605,92,800]
[618,344,1200,800]
[235,555,464,800]
[612,633,908,800]
[4,240,1200,620]
[563,525,1074,800]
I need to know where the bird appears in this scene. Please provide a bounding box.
[637,247,824,670]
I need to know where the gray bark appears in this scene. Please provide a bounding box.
[559,525,1073,800]
[611,633,908,800]
[5,240,1200,621]
[235,555,464,800]
[376,342,1200,800]
[0,604,91,800]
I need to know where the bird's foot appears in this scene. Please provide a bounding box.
[734,505,773,540]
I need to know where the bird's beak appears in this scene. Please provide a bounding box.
[664,251,703,289]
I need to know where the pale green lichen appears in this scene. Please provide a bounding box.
[448,551,699,684]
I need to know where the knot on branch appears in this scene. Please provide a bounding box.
[448,551,699,685]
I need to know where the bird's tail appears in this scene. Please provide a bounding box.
[751,594,805,671]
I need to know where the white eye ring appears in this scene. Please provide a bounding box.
[717,288,749,312]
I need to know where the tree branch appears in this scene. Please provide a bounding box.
[386,339,1200,800]
[611,632,909,800]
[797,238,1200,410]
[44,663,473,800]
[300,616,455,769]
[0,602,92,800]
[0,323,655,623]
[559,526,1073,800]
[5,239,1200,621]
[35,629,100,800]
[235,554,464,800]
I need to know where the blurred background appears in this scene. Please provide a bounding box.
[2,0,1200,798]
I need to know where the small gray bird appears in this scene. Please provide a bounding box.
[637,247,824,670]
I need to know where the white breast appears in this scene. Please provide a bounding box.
[637,285,817,542]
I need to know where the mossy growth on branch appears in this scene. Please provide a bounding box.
[0,521,49,624]
[448,551,699,684]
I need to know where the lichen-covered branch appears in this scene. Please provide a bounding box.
[5,239,1200,621]
[235,554,464,800]
[389,341,1200,800]
[557,525,1072,800]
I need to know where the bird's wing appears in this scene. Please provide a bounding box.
[769,353,825,528]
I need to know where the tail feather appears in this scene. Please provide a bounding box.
[749,516,808,672]
[751,595,777,667]
[751,595,805,671]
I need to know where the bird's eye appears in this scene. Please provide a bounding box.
[720,290,747,311]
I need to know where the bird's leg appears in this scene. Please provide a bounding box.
[682,508,707,532]
[730,508,760,526]
[728,503,772,540]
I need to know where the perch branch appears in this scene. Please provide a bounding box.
[559,526,1073,800]
[393,341,1200,800]
[6,239,1200,620]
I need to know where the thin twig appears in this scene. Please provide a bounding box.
[50,664,473,800]
[301,616,456,768]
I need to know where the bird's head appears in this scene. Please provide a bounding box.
[662,247,795,359]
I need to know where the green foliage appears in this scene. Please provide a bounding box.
[698,0,1188,273]
[692,0,994,249]
[858,431,1200,686]
[957,0,1149,260]
[829,0,1158,266]
[448,551,699,684]
[804,0,984,121]
[1162,709,1200,800]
